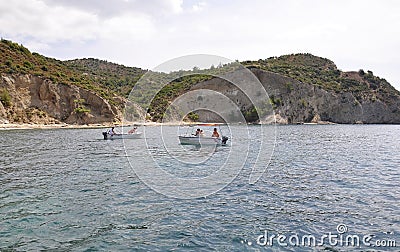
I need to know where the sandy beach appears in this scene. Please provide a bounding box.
[0,123,113,130]
[0,121,202,130]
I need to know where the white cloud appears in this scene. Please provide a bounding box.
[0,0,98,43]
[100,14,156,41]
[0,0,158,49]
[41,0,183,17]
[192,1,206,12]
[168,0,183,13]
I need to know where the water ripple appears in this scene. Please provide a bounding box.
[0,125,399,250]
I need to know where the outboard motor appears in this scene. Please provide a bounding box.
[102,132,108,140]
[222,136,228,145]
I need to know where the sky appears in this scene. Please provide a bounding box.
[1,0,400,90]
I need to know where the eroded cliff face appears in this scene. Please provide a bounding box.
[190,69,400,124]
[0,74,121,124]
[253,69,400,124]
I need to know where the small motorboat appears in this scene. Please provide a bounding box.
[102,132,142,140]
[179,135,228,146]
[178,123,229,146]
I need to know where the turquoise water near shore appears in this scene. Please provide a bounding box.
[0,125,399,251]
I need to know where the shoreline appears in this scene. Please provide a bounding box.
[2,121,398,130]
[0,122,400,132]
[0,123,112,130]
[0,121,205,130]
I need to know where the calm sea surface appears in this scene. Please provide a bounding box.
[0,125,399,251]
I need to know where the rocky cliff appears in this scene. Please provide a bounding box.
[0,74,121,124]
[0,39,134,125]
[253,69,400,124]
[189,67,400,124]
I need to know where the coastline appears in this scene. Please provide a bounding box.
[0,123,112,130]
[2,121,400,131]
[0,121,202,130]
[0,121,335,130]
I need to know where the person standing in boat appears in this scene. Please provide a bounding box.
[212,128,219,138]
[108,127,116,136]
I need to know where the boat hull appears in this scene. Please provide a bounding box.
[103,132,142,139]
[178,136,227,146]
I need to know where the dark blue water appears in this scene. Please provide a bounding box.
[0,125,399,251]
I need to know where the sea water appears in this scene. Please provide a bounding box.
[0,125,399,251]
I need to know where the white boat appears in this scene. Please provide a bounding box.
[178,123,229,146]
[102,132,142,140]
[178,135,228,146]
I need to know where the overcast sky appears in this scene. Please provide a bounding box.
[1,0,399,90]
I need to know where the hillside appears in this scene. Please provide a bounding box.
[64,58,146,97]
[1,39,400,125]
[137,53,400,124]
[0,39,145,124]
[243,54,398,95]
[239,54,400,123]
[191,67,400,124]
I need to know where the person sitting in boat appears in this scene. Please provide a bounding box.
[128,127,137,134]
[200,130,205,136]
[212,128,220,138]
[194,128,201,136]
[108,127,116,136]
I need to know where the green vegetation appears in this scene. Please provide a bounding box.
[73,99,90,114]
[0,88,12,107]
[145,74,213,121]
[244,54,343,91]
[299,99,307,108]
[65,58,146,98]
[285,82,293,92]
[242,53,398,95]
[244,107,259,122]
[130,64,240,122]
[186,112,199,121]
[269,95,282,109]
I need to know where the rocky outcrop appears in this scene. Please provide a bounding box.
[254,69,400,124]
[0,74,121,124]
[0,99,7,123]
[189,68,400,124]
